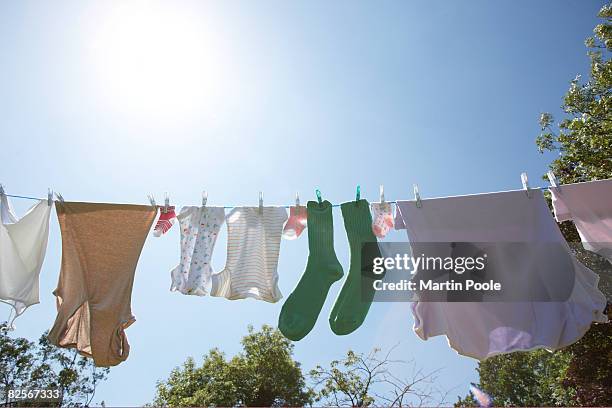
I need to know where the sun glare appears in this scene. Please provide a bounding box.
[88,2,223,119]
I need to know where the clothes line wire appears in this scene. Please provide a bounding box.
[4,193,399,208]
[4,187,551,207]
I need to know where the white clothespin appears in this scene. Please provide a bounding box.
[148,194,156,208]
[259,192,264,214]
[0,184,5,197]
[547,171,559,188]
[413,184,422,208]
[295,192,300,207]
[380,185,385,203]
[47,188,53,206]
[521,172,531,198]
[163,192,170,213]
[55,192,65,203]
[202,191,208,207]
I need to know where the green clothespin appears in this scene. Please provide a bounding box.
[315,189,323,204]
[356,185,361,202]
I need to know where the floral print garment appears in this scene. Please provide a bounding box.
[370,202,394,239]
[170,206,225,296]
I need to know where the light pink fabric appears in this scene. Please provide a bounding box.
[395,189,608,361]
[282,206,307,240]
[370,202,394,239]
[550,179,612,263]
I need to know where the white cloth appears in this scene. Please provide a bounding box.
[0,194,51,328]
[170,206,225,296]
[395,189,608,360]
[211,206,287,302]
[550,179,612,263]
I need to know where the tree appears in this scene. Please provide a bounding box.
[455,350,573,407]
[458,3,612,406]
[310,346,448,407]
[0,322,109,407]
[153,325,313,407]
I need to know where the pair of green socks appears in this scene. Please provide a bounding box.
[278,199,382,341]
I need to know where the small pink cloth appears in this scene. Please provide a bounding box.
[370,202,394,239]
[282,206,307,240]
[153,206,176,237]
[550,179,612,263]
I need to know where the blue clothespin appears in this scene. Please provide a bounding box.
[315,189,323,204]
[356,185,361,202]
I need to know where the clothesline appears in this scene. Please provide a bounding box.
[4,192,398,208]
[0,171,559,208]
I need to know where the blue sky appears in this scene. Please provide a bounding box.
[0,0,605,405]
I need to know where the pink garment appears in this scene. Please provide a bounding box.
[282,206,307,240]
[395,189,607,361]
[550,179,612,263]
[153,206,176,237]
[370,202,394,239]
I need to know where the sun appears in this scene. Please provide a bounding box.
[87,2,224,120]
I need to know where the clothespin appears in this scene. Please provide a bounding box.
[202,191,208,207]
[47,188,53,206]
[380,185,385,203]
[148,194,156,208]
[55,192,65,203]
[315,189,323,205]
[521,172,531,198]
[0,184,5,197]
[547,171,559,188]
[163,192,170,213]
[355,185,361,202]
[258,192,264,214]
[295,192,300,207]
[413,184,422,208]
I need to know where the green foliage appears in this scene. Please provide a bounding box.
[536,4,612,183]
[455,350,573,407]
[310,350,376,407]
[0,322,109,407]
[458,3,612,406]
[153,325,313,407]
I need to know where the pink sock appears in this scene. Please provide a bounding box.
[370,202,394,239]
[283,205,307,240]
[153,206,176,237]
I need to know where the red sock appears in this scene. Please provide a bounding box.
[153,206,176,237]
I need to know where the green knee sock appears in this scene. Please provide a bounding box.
[278,200,344,341]
[329,199,382,335]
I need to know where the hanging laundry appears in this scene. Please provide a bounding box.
[282,205,307,240]
[370,201,394,239]
[153,206,176,237]
[550,178,612,263]
[395,189,608,360]
[279,200,343,341]
[170,206,225,295]
[0,194,51,329]
[329,199,382,335]
[48,202,156,367]
[211,206,287,302]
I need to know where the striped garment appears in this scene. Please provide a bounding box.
[211,206,288,302]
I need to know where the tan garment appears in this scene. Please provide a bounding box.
[48,202,156,367]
